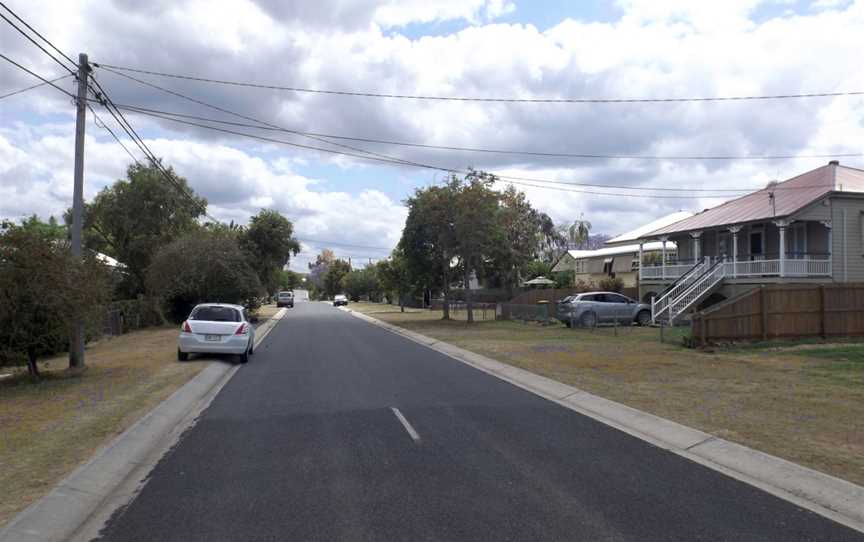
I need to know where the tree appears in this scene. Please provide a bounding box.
[454,170,502,323]
[524,260,552,281]
[0,221,110,376]
[377,251,412,311]
[341,266,381,302]
[241,209,300,295]
[567,215,592,249]
[278,269,302,291]
[400,180,459,319]
[79,163,206,294]
[323,259,351,298]
[308,248,336,293]
[146,230,262,323]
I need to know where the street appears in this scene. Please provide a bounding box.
[97,302,861,541]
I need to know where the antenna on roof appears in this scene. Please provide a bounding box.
[766,180,778,216]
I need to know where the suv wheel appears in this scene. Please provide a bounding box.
[178,349,188,362]
[636,310,651,326]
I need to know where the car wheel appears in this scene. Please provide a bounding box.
[177,349,188,362]
[636,310,651,326]
[239,349,249,364]
[580,312,597,328]
[248,341,254,355]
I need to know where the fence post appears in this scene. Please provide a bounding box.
[819,285,826,339]
[700,311,707,346]
[761,285,769,341]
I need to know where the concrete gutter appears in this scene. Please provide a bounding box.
[345,308,864,534]
[0,308,287,542]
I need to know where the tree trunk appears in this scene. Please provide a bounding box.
[26,347,40,378]
[464,262,474,323]
[442,262,451,320]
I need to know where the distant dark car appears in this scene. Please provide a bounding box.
[276,291,294,308]
[557,291,651,328]
[333,294,348,307]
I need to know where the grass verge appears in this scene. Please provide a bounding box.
[0,325,213,527]
[350,302,864,486]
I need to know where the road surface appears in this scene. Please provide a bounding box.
[97,302,861,541]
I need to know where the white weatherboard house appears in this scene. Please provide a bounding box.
[638,161,864,324]
[551,212,692,298]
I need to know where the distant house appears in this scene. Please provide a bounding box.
[551,212,692,299]
[638,161,864,323]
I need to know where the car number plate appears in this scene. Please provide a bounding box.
[205,334,221,341]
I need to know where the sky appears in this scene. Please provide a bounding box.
[1,0,863,271]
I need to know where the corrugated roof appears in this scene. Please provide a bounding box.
[645,163,864,238]
[605,211,694,245]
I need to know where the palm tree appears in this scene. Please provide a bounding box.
[568,214,592,249]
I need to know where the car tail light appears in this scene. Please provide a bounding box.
[235,323,248,335]
[182,321,192,333]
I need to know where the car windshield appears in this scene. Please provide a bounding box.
[190,306,241,322]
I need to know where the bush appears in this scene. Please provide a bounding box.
[598,276,624,293]
[146,231,263,323]
[0,223,111,376]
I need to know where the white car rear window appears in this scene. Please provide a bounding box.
[191,306,241,322]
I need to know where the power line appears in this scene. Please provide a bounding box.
[96,62,864,104]
[0,7,76,75]
[86,102,141,165]
[110,102,862,162]
[0,2,77,67]
[296,238,392,251]
[96,64,430,170]
[0,73,72,100]
[0,53,75,98]
[112,106,760,199]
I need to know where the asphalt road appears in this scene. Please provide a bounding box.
[97,302,862,541]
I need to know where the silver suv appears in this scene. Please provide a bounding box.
[557,291,651,328]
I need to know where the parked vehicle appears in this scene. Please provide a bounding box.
[178,304,256,363]
[333,294,348,307]
[556,292,651,328]
[276,290,294,308]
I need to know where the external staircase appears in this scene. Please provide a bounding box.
[651,258,728,324]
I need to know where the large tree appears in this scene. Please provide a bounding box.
[146,230,262,322]
[241,209,301,295]
[80,163,206,294]
[400,179,459,319]
[454,171,502,323]
[0,220,110,376]
[377,250,412,311]
[323,259,352,298]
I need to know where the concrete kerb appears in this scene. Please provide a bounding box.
[345,308,864,534]
[0,308,288,542]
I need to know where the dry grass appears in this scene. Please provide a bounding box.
[0,325,213,527]
[351,302,864,486]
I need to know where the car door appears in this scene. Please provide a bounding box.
[590,294,613,322]
[606,293,633,323]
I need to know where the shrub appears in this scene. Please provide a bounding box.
[598,276,624,293]
[146,231,263,323]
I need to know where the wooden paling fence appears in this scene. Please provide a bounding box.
[692,284,864,345]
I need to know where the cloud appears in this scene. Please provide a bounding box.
[2,0,863,252]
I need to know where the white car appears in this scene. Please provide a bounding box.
[178,303,256,363]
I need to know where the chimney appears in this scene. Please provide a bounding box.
[829,160,840,165]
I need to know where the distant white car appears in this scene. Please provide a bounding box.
[333,294,348,307]
[178,303,256,363]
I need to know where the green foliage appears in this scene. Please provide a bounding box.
[240,209,300,295]
[146,230,263,323]
[341,266,381,301]
[599,276,624,293]
[279,269,302,291]
[79,163,206,294]
[377,250,413,306]
[0,221,111,376]
[524,260,552,281]
[553,270,575,289]
[323,259,351,298]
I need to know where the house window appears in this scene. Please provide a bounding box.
[631,258,640,271]
[750,226,764,258]
[574,259,586,274]
[602,257,614,275]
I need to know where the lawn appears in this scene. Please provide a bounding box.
[0,320,219,527]
[350,302,864,486]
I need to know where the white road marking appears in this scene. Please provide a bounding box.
[390,407,421,442]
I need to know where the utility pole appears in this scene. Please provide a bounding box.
[69,53,89,369]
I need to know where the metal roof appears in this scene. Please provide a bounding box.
[645,163,864,238]
[605,211,694,246]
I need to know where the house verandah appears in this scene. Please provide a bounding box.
[634,161,864,323]
[637,218,833,284]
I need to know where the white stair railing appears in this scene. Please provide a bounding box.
[651,259,708,323]
[668,260,728,323]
